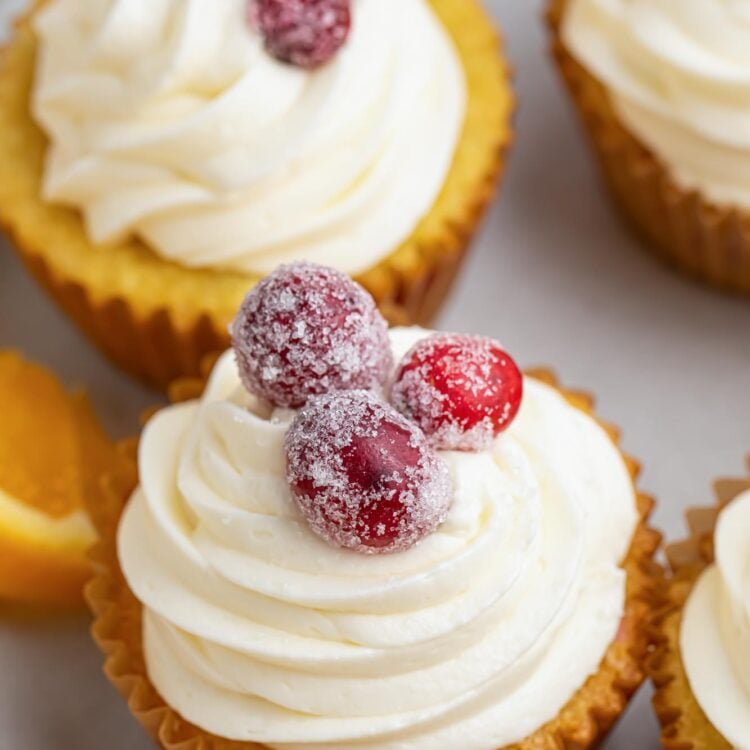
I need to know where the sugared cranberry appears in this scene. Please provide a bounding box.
[249,0,351,70]
[390,333,523,452]
[285,390,452,554]
[232,262,392,409]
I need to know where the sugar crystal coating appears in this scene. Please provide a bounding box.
[285,390,453,554]
[390,333,523,452]
[249,0,351,70]
[232,262,392,409]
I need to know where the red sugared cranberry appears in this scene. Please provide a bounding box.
[232,262,392,409]
[390,333,523,452]
[249,0,351,70]
[285,390,452,554]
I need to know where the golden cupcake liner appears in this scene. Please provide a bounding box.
[548,0,750,297]
[648,457,750,749]
[0,0,513,390]
[85,366,662,750]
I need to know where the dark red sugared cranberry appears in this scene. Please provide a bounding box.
[232,262,392,409]
[390,333,523,452]
[285,390,452,554]
[249,0,351,70]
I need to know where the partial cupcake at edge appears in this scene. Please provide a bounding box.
[549,0,750,297]
[651,458,750,748]
[0,0,512,388]
[86,261,661,750]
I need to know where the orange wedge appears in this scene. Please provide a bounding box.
[0,351,117,606]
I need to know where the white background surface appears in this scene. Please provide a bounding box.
[1,0,749,747]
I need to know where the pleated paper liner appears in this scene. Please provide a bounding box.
[648,458,750,749]
[0,0,513,391]
[548,0,750,298]
[85,364,662,750]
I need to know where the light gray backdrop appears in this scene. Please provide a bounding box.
[1,0,749,747]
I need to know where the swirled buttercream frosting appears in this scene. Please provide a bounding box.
[118,327,638,749]
[32,0,466,274]
[681,489,750,748]
[563,0,750,210]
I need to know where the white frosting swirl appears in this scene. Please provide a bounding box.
[118,328,638,749]
[681,489,750,748]
[32,0,465,275]
[563,0,750,210]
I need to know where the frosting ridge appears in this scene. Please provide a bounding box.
[32,0,466,274]
[681,489,750,748]
[563,0,750,210]
[118,328,638,749]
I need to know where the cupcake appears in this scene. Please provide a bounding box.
[549,0,750,296]
[0,0,512,389]
[86,262,660,749]
[0,350,118,606]
[651,459,750,748]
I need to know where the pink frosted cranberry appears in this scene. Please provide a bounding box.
[390,333,523,452]
[249,0,351,70]
[231,262,392,409]
[285,390,452,554]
